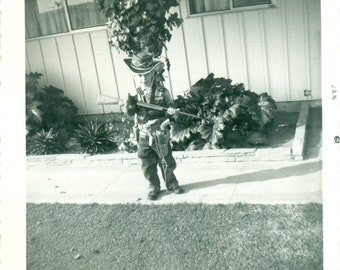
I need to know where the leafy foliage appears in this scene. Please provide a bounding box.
[98,0,183,58]
[26,128,64,155]
[26,72,78,136]
[106,115,138,153]
[26,72,78,155]
[68,120,118,155]
[171,73,277,150]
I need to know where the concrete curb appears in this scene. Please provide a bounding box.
[26,102,311,167]
[292,101,310,160]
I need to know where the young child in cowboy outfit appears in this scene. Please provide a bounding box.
[124,52,184,200]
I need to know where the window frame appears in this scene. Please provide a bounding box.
[186,0,277,18]
[25,0,108,41]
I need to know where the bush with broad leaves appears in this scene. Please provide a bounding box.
[26,72,78,136]
[171,73,277,150]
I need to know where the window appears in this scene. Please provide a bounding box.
[188,0,274,16]
[25,0,107,39]
[67,0,107,30]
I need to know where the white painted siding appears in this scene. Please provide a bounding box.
[26,0,321,115]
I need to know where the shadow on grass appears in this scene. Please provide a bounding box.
[181,160,322,192]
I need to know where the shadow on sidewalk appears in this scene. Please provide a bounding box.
[181,160,322,192]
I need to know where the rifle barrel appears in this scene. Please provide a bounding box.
[136,101,200,119]
[97,95,200,119]
[136,101,165,112]
[177,111,200,119]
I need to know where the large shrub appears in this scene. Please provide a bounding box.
[98,0,183,58]
[26,72,78,155]
[171,73,277,150]
[26,72,78,136]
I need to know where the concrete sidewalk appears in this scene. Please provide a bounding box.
[26,156,322,205]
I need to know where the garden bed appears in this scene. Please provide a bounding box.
[26,101,312,167]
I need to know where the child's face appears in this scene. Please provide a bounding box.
[134,71,154,90]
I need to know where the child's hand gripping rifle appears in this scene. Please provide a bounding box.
[96,94,200,119]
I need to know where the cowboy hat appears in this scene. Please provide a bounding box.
[124,52,163,74]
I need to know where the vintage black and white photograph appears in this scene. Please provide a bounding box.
[1,0,340,269]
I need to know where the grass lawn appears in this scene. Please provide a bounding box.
[27,203,322,270]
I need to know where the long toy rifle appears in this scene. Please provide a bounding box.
[97,94,200,119]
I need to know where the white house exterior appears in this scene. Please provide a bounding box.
[25,0,321,115]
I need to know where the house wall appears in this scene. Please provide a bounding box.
[25,0,321,115]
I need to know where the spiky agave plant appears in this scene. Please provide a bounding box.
[26,128,64,155]
[68,120,118,155]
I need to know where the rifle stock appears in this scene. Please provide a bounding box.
[96,94,200,119]
[96,94,123,105]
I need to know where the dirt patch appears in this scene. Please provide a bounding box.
[266,111,299,148]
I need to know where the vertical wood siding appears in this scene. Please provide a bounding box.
[25,0,321,115]
[56,35,87,114]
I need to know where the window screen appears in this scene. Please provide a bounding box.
[25,0,107,39]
